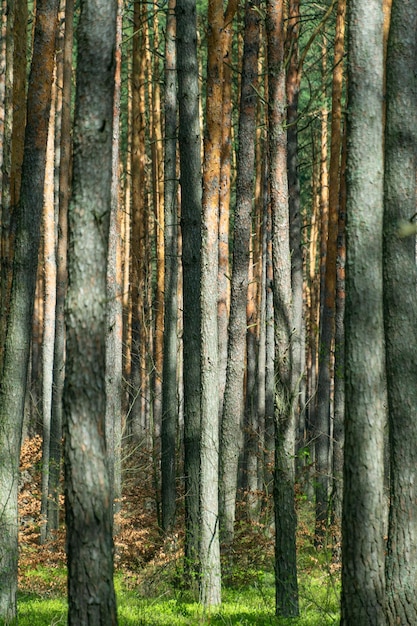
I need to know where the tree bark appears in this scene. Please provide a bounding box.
[161,0,178,535]
[176,0,202,577]
[266,0,299,617]
[63,0,118,622]
[384,0,417,622]
[219,0,260,546]
[0,0,59,618]
[341,0,386,622]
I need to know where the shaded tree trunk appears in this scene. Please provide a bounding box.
[161,0,178,535]
[176,0,202,577]
[47,0,73,537]
[63,0,118,621]
[341,0,386,622]
[384,0,417,622]
[266,0,299,616]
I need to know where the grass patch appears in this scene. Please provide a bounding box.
[18,565,339,625]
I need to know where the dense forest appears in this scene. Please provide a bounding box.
[0,0,416,623]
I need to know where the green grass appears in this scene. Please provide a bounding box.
[18,566,339,625]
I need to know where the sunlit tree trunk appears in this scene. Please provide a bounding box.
[315,0,345,539]
[40,71,57,545]
[0,0,59,618]
[384,0,417,622]
[106,0,123,516]
[266,0,299,616]
[341,0,386,622]
[129,0,148,441]
[219,0,260,545]
[199,0,223,605]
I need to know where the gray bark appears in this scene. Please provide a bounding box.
[219,0,260,544]
[384,0,417,622]
[341,0,386,622]
[63,0,118,622]
[161,0,178,535]
[176,0,202,575]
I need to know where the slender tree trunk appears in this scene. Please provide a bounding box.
[176,0,202,577]
[266,0,299,616]
[341,0,386,622]
[219,0,260,546]
[106,0,123,516]
[315,0,345,539]
[63,0,118,621]
[161,0,178,535]
[0,0,59,618]
[47,0,73,537]
[384,0,417,622]
[40,72,57,545]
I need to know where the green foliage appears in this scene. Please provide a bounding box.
[18,560,339,625]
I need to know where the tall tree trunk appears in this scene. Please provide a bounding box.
[0,0,27,367]
[176,0,202,578]
[219,0,260,546]
[384,0,417,622]
[129,0,148,442]
[199,0,223,605]
[47,0,73,537]
[0,0,59,618]
[266,0,299,617]
[341,0,386,622]
[40,72,57,545]
[106,0,123,516]
[286,0,305,452]
[63,0,118,621]
[161,0,178,535]
[315,0,345,539]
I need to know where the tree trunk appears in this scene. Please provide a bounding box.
[341,0,386,622]
[384,0,417,622]
[105,0,123,517]
[266,0,299,617]
[40,72,57,545]
[314,0,345,540]
[176,0,202,577]
[199,0,223,605]
[47,0,73,537]
[161,0,178,535]
[63,0,118,621]
[219,0,260,546]
[0,0,59,618]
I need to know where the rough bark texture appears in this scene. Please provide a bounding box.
[315,0,345,538]
[266,0,299,617]
[199,0,223,605]
[219,0,260,546]
[63,0,118,623]
[384,0,417,622]
[176,0,202,575]
[341,0,386,623]
[161,0,178,534]
[0,0,59,618]
[48,0,73,537]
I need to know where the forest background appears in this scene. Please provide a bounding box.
[0,0,416,624]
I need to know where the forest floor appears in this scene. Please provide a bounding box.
[18,437,341,625]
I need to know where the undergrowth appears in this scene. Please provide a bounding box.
[17,437,340,625]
